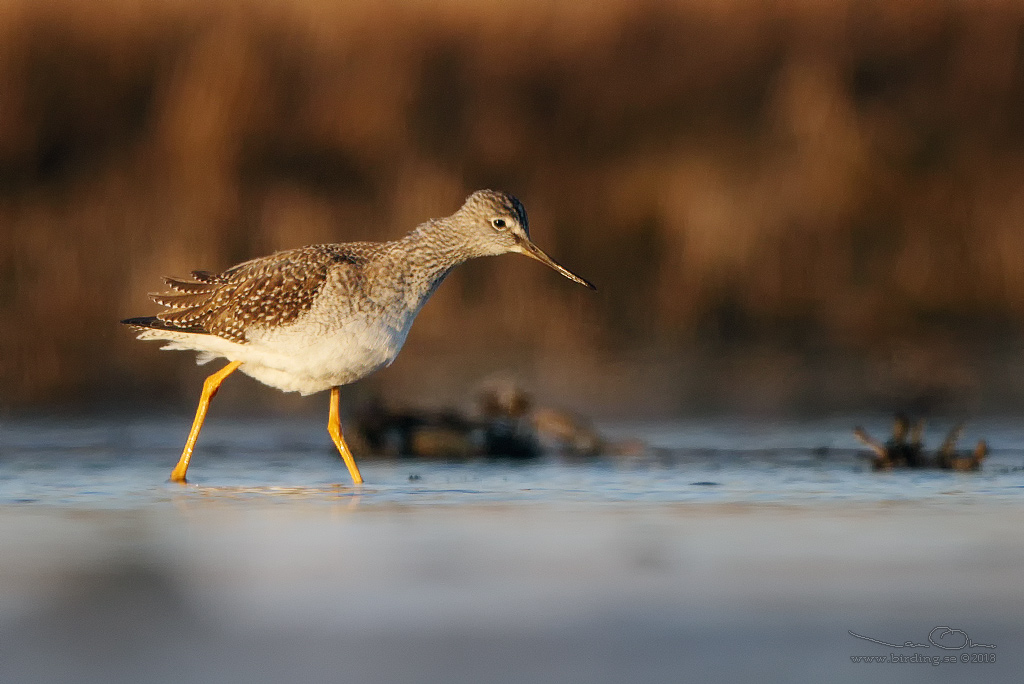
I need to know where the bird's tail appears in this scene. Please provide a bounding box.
[121,316,207,335]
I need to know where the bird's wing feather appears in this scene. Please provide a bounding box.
[149,244,373,343]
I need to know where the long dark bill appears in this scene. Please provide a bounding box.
[516,239,597,290]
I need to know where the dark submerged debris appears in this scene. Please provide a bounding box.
[935,424,987,471]
[478,385,542,459]
[354,384,644,460]
[354,397,477,459]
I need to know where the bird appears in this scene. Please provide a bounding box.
[122,190,595,484]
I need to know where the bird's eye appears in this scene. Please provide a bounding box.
[491,218,507,230]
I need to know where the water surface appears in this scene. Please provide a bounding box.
[2,415,1022,507]
[0,416,1021,684]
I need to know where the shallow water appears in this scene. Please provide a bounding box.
[2,415,1023,506]
[0,416,1022,683]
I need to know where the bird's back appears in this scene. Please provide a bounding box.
[130,243,377,343]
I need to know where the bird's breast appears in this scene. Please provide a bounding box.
[241,298,418,391]
[236,265,440,393]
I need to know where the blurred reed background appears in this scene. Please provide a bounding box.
[3,0,1024,417]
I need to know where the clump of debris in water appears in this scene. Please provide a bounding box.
[353,382,645,461]
[853,415,987,471]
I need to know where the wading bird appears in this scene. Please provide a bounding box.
[123,190,594,483]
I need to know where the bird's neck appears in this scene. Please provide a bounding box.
[406,217,473,271]
[371,219,471,307]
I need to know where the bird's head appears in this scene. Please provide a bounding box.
[453,189,595,290]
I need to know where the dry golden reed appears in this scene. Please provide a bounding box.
[2,0,1024,414]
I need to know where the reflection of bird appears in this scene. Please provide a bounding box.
[123,190,594,483]
[935,423,988,471]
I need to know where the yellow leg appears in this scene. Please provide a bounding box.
[328,386,363,485]
[170,360,242,483]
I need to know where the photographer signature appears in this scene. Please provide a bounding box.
[849,627,996,650]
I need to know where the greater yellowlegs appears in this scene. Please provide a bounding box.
[123,190,594,484]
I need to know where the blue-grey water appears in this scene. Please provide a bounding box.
[1,416,1022,683]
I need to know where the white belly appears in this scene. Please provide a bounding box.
[239,310,413,394]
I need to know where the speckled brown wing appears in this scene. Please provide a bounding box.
[149,244,374,343]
